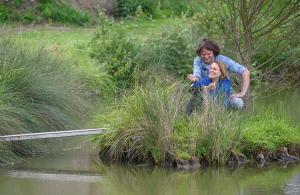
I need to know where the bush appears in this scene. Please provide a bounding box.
[90,22,139,88]
[38,1,91,25]
[0,5,11,22]
[0,0,91,25]
[136,27,196,79]
[113,0,191,18]
[90,21,200,88]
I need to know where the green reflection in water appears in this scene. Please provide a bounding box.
[97,163,300,195]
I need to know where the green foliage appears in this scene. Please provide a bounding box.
[240,103,300,155]
[90,20,200,88]
[114,0,157,18]
[93,80,184,163]
[192,0,300,83]
[38,1,91,25]
[181,102,243,165]
[137,27,196,79]
[0,39,89,165]
[251,32,300,83]
[114,0,191,18]
[90,21,139,88]
[0,0,91,25]
[0,5,10,22]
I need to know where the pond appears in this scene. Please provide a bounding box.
[0,137,299,195]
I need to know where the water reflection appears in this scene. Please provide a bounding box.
[0,138,299,195]
[285,174,300,195]
[95,163,300,195]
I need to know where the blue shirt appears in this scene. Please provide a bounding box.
[193,77,231,97]
[193,55,247,80]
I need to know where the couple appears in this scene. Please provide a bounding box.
[186,38,250,114]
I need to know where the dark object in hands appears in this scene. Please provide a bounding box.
[188,87,202,94]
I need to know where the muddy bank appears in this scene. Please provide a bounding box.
[99,146,300,169]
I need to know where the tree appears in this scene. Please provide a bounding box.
[195,0,300,71]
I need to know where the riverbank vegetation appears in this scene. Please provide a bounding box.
[0,0,299,166]
[93,81,300,166]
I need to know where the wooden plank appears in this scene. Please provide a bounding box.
[0,128,106,142]
[6,170,104,182]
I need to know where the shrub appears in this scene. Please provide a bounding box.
[90,20,139,88]
[113,0,191,18]
[0,0,91,25]
[136,27,196,79]
[90,21,200,88]
[38,1,91,25]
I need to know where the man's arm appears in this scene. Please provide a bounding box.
[187,57,202,82]
[217,55,250,98]
[231,69,250,98]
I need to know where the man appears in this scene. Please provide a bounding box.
[186,38,250,114]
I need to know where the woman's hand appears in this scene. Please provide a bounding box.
[187,74,198,82]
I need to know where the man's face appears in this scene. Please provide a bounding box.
[208,62,221,80]
[200,48,214,64]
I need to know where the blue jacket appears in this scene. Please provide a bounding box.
[192,77,231,97]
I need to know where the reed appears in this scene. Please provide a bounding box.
[0,39,89,165]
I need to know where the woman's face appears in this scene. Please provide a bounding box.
[209,62,222,80]
[200,48,214,64]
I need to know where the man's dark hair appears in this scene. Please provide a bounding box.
[196,38,220,57]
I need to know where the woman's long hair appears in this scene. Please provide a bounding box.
[215,61,228,80]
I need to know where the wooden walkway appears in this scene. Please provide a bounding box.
[6,170,104,182]
[0,128,106,142]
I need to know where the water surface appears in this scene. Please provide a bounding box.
[0,137,299,195]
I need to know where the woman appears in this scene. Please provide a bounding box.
[186,61,237,114]
[193,61,230,95]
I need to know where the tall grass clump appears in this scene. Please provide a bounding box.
[240,103,300,157]
[0,39,89,166]
[93,80,184,163]
[180,100,244,165]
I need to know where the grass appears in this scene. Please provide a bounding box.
[93,80,243,165]
[93,79,184,163]
[240,103,300,157]
[93,79,300,165]
[0,38,90,165]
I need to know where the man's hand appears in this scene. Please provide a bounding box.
[230,93,245,99]
[187,74,198,82]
